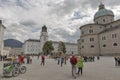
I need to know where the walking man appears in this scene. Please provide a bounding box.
[70,54,77,79]
[41,54,45,66]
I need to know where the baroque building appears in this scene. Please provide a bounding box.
[23,25,78,55]
[78,3,120,56]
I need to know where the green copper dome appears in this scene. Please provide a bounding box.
[94,3,114,19]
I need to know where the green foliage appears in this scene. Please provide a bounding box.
[58,41,66,53]
[42,41,54,55]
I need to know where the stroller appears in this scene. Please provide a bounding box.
[3,57,27,77]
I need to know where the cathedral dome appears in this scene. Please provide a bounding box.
[94,3,114,19]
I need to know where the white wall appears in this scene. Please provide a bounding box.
[23,41,40,54]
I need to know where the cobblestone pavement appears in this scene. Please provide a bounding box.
[0,57,120,80]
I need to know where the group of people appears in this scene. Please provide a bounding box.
[83,56,95,62]
[114,56,120,66]
[0,55,7,61]
[70,54,84,79]
[57,55,68,67]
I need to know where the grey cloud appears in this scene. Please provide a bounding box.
[2,0,120,43]
[20,20,37,27]
[0,0,33,10]
[105,0,120,7]
[49,27,79,43]
[50,0,120,18]
[71,11,89,20]
[50,0,99,17]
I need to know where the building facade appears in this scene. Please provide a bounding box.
[0,20,6,55]
[78,3,120,56]
[23,25,78,55]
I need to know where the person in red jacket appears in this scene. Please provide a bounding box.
[41,54,45,66]
[18,55,24,64]
[70,54,77,78]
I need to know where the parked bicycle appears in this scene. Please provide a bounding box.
[3,57,27,77]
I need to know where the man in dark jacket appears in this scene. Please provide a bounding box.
[70,54,77,78]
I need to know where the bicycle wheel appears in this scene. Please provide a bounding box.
[20,66,27,74]
[12,67,19,77]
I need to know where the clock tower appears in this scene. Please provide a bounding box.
[40,25,48,53]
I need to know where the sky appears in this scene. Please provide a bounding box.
[0,0,120,43]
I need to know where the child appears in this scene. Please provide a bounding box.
[77,56,84,76]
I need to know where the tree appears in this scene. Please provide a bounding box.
[42,41,54,55]
[58,41,66,53]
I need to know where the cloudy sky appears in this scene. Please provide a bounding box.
[0,0,120,43]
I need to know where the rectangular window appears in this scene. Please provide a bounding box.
[89,29,93,34]
[112,34,117,38]
[103,19,105,22]
[90,38,94,41]
[102,36,106,40]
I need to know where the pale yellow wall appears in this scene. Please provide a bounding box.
[80,35,100,56]
[94,16,114,24]
[99,27,120,55]
[105,19,120,29]
[80,24,104,37]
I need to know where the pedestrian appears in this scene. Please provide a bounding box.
[97,56,100,60]
[114,56,118,66]
[61,57,64,67]
[77,56,84,76]
[57,57,60,65]
[27,55,30,64]
[41,54,45,66]
[64,55,67,65]
[70,54,77,79]
[18,54,24,64]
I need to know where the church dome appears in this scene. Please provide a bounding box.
[94,3,114,19]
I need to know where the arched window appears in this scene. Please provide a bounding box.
[91,45,94,48]
[103,44,106,47]
[113,43,117,46]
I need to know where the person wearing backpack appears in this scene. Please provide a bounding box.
[70,54,77,79]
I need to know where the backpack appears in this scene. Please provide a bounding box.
[71,58,75,65]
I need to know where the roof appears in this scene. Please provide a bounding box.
[52,41,77,45]
[99,25,120,34]
[94,3,114,20]
[80,23,103,29]
[25,39,40,42]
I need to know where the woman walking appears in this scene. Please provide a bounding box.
[77,56,84,76]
